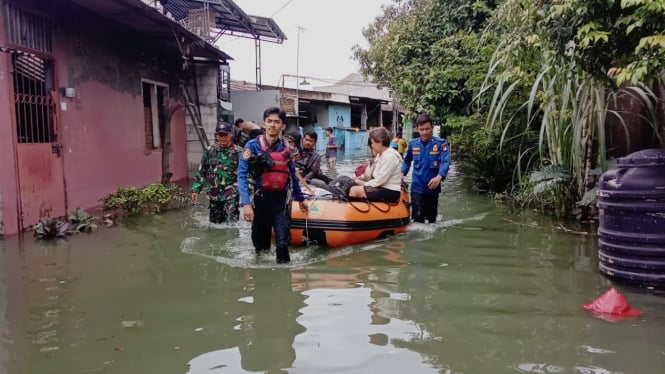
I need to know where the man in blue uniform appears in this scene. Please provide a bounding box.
[238,106,308,263]
[401,113,450,223]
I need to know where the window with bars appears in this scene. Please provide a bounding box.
[5,4,56,144]
[12,53,56,143]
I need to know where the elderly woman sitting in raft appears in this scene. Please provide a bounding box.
[349,127,403,203]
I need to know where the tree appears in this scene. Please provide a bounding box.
[161,97,182,184]
[480,0,664,217]
[353,0,497,120]
[545,0,665,85]
[355,0,535,194]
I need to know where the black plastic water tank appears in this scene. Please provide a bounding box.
[597,148,665,287]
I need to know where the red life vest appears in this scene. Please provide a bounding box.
[258,135,291,191]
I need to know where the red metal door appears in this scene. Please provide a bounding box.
[11,53,66,230]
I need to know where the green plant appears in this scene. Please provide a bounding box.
[141,183,172,213]
[164,183,191,210]
[68,208,98,232]
[102,183,190,216]
[103,187,144,216]
[475,0,664,218]
[34,218,69,239]
[517,165,573,216]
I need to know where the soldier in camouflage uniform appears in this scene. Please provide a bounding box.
[192,121,243,224]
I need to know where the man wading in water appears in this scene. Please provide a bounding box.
[237,107,308,263]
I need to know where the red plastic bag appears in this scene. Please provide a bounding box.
[583,287,641,321]
[355,161,369,177]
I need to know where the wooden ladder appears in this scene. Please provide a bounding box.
[180,79,209,150]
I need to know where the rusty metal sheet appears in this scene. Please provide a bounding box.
[16,143,66,229]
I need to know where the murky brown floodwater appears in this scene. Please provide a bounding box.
[1,156,665,374]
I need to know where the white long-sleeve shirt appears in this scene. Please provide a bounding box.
[364,147,402,191]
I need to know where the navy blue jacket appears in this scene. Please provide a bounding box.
[401,136,450,194]
[238,136,304,206]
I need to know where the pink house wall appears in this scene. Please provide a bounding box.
[1,2,191,236]
[0,10,20,236]
[56,80,187,211]
[51,10,190,217]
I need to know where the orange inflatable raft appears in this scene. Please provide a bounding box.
[290,189,410,247]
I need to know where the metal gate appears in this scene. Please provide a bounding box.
[11,52,66,230]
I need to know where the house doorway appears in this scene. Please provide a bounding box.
[11,52,66,230]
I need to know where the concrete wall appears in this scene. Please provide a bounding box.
[328,104,351,128]
[186,63,219,177]
[230,90,280,124]
[344,129,369,158]
[310,103,328,127]
[0,1,197,235]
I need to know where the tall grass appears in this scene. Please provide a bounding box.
[481,46,661,216]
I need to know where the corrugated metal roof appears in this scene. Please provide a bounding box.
[64,0,231,61]
[161,0,286,43]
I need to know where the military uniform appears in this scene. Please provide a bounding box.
[401,136,450,223]
[192,142,243,223]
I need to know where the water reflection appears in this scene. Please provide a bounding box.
[1,156,665,374]
[288,244,439,373]
[187,269,306,373]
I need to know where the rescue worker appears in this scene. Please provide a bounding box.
[237,106,308,264]
[401,113,450,223]
[192,121,243,224]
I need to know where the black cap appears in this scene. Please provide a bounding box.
[215,121,233,134]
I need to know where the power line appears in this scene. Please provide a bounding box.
[271,0,295,17]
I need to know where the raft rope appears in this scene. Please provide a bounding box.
[368,200,398,213]
[302,196,320,246]
[348,198,400,214]
[348,200,371,213]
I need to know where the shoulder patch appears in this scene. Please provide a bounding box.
[442,143,448,152]
[242,148,252,159]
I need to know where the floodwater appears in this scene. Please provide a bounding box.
[1,157,665,374]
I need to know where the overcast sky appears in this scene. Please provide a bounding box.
[217,0,393,88]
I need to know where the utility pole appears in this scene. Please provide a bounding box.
[296,25,305,126]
